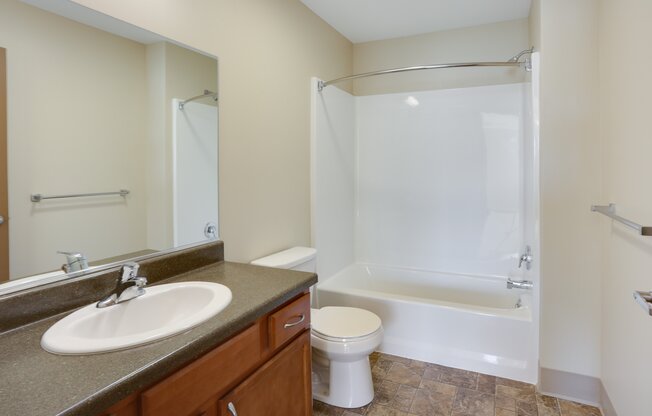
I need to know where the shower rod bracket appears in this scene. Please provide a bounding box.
[509,47,534,72]
[179,90,218,110]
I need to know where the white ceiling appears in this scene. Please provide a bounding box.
[300,0,532,43]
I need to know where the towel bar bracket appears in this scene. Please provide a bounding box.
[633,291,652,316]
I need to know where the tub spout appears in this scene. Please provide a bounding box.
[507,278,533,290]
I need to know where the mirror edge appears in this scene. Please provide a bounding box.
[0,239,219,297]
[1,1,220,293]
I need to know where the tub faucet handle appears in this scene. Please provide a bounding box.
[518,246,533,270]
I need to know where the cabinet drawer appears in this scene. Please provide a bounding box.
[268,293,310,351]
[141,322,263,416]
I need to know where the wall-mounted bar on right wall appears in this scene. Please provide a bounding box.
[591,203,652,236]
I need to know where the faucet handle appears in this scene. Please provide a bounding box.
[134,276,148,288]
[119,262,140,282]
[518,246,533,270]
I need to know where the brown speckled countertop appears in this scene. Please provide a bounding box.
[0,261,316,416]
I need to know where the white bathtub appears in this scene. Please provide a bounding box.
[316,263,537,383]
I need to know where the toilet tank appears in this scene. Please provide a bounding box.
[250,247,317,273]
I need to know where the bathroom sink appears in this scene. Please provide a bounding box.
[41,282,232,355]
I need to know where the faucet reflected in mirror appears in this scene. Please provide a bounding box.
[57,251,88,273]
[0,0,219,293]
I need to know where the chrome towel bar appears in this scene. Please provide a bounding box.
[591,203,652,236]
[30,189,130,203]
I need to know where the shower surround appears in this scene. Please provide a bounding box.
[311,68,539,382]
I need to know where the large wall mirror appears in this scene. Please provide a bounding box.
[0,0,219,294]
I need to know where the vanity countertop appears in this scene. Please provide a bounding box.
[0,261,316,416]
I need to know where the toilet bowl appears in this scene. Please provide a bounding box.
[310,306,383,407]
[251,247,383,408]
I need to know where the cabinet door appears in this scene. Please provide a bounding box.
[141,323,263,416]
[194,401,218,416]
[218,330,311,416]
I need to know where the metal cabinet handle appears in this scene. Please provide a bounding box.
[284,313,305,329]
[0,215,4,225]
[227,402,238,416]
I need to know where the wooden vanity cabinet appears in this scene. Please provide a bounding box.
[101,293,311,416]
[217,331,311,416]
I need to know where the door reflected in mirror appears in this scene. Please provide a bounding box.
[0,0,218,290]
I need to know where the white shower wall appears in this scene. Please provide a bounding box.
[357,84,528,276]
[172,100,219,246]
[312,80,532,279]
[310,79,356,280]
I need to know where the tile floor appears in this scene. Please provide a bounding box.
[313,352,602,416]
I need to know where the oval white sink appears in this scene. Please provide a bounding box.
[41,281,232,355]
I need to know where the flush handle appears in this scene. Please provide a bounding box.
[284,314,305,329]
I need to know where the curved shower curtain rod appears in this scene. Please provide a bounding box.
[317,47,534,91]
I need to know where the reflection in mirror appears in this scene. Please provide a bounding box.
[0,0,218,293]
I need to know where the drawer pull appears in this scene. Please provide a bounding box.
[283,314,305,329]
[227,402,238,416]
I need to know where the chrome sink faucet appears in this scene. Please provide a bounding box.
[96,262,147,308]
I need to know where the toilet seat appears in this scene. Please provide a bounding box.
[311,328,382,343]
[311,306,382,341]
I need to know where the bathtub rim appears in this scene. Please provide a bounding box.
[317,262,533,321]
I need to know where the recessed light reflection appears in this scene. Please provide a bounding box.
[405,96,419,107]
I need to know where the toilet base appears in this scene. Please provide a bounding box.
[311,349,374,408]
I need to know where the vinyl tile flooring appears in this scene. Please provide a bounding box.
[313,352,602,416]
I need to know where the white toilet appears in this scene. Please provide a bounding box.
[251,247,383,408]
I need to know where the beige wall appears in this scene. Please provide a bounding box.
[0,0,148,278]
[72,0,353,263]
[528,0,540,56]
[352,19,530,96]
[599,1,652,414]
[537,0,602,379]
[145,42,167,250]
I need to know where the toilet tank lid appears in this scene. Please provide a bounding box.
[250,246,317,269]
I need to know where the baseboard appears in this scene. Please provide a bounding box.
[538,367,601,407]
[600,383,618,416]
[538,368,621,416]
